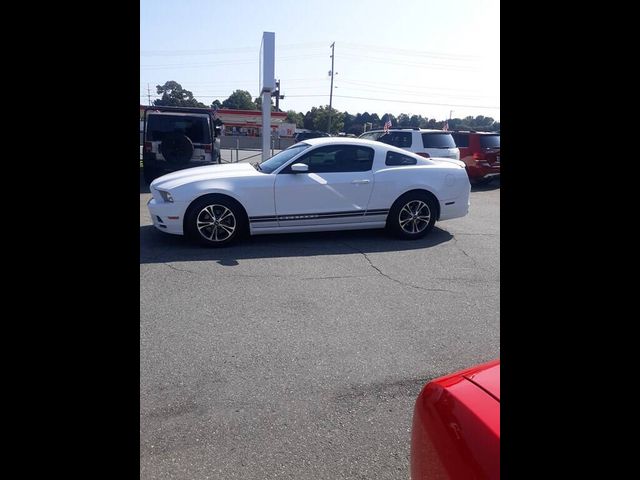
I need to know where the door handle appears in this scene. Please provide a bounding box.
[351,179,370,184]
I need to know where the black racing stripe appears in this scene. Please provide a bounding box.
[250,209,389,223]
[250,218,278,223]
[364,209,389,215]
[277,212,365,222]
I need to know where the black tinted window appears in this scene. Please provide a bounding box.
[283,145,374,173]
[451,133,469,147]
[422,133,456,148]
[480,135,500,148]
[146,115,211,143]
[376,132,412,148]
[385,151,417,166]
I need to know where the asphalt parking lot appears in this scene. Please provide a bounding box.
[140,170,500,479]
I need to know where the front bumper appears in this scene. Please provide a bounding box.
[147,198,186,235]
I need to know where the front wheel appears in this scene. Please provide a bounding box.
[386,193,437,239]
[184,196,245,247]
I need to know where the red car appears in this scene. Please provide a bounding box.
[451,132,500,184]
[410,359,500,480]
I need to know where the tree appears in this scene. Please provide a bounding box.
[154,81,206,107]
[381,113,397,128]
[211,99,222,109]
[312,106,344,134]
[221,90,256,110]
[286,110,304,127]
[254,96,275,111]
[303,107,319,130]
[397,114,411,127]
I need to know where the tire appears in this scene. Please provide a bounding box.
[185,195,246,247]
[160,133,194,166]
[386,192,437,240]
[143,165,160,184]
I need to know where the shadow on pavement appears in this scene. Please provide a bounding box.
[140,225,453,265]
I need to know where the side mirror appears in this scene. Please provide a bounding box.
[290,163,309,173]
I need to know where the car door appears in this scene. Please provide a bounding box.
[274,144,375,227]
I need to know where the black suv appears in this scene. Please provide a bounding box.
[294,131,331,142]
[142,106,222,184]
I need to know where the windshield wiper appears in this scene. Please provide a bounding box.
[251,162,262,172]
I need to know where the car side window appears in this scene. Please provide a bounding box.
[281,145,374,173]
[451,133,469,148]
[376,132,412,148]
[385,151,417,166]
[360,132,381,141]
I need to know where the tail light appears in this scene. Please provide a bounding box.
[203,144,212,153]
[416,152,431,158]
[472,152,485,161]
[144,141,152,152]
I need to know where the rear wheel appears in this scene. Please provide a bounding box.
[386,192,437,239]
[185,196,246,247]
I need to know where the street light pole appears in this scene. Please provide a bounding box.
[328,42,335,134]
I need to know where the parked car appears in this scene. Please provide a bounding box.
[142,106,221,184]
[147,137,470,247]
[294,130,331,142]
[411,359,500,480]
[451,131,500,184]
[359,128,460,160]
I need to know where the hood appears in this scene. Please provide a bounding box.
[429,157,466,168]
[464,361,500,401]
[151,163,260,190]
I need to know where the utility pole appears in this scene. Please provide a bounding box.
[328,42,335,134]
[271,79,284,111]
[449,110,453,120]
[147,84,152,106]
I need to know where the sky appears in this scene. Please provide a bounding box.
[140,0,499,123]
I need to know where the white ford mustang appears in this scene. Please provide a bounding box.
[148,137,470,246]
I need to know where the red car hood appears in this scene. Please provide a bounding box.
[464,361,500,401]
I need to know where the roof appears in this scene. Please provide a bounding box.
[365,128,449,133]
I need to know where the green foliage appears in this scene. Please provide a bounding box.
[286,110,305,127]
[154,81,206,107]
[152,82,499,132]
[221,90,256,110]
[254,96,275,111]
[311,106,344,134]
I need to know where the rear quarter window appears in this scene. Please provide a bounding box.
[385,151,417,166]
[422,133,456,148]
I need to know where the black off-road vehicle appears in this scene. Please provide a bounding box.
[142,106,222,184]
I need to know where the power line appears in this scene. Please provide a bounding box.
[284,94,499,110]
[140,54,326,69]
[140,42,327,56]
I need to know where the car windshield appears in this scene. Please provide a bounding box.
[480,135,500,149]
[259,143,311,173]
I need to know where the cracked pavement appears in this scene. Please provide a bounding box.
[140,178,499,479]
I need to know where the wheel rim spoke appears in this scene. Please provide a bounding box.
[197,204,236,242]
[399,200,430,234]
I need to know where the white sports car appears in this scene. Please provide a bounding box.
[147,137,470,246]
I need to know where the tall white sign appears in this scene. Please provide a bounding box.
[260,32,275,161]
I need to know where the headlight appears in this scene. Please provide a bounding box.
[158,190,174,203]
